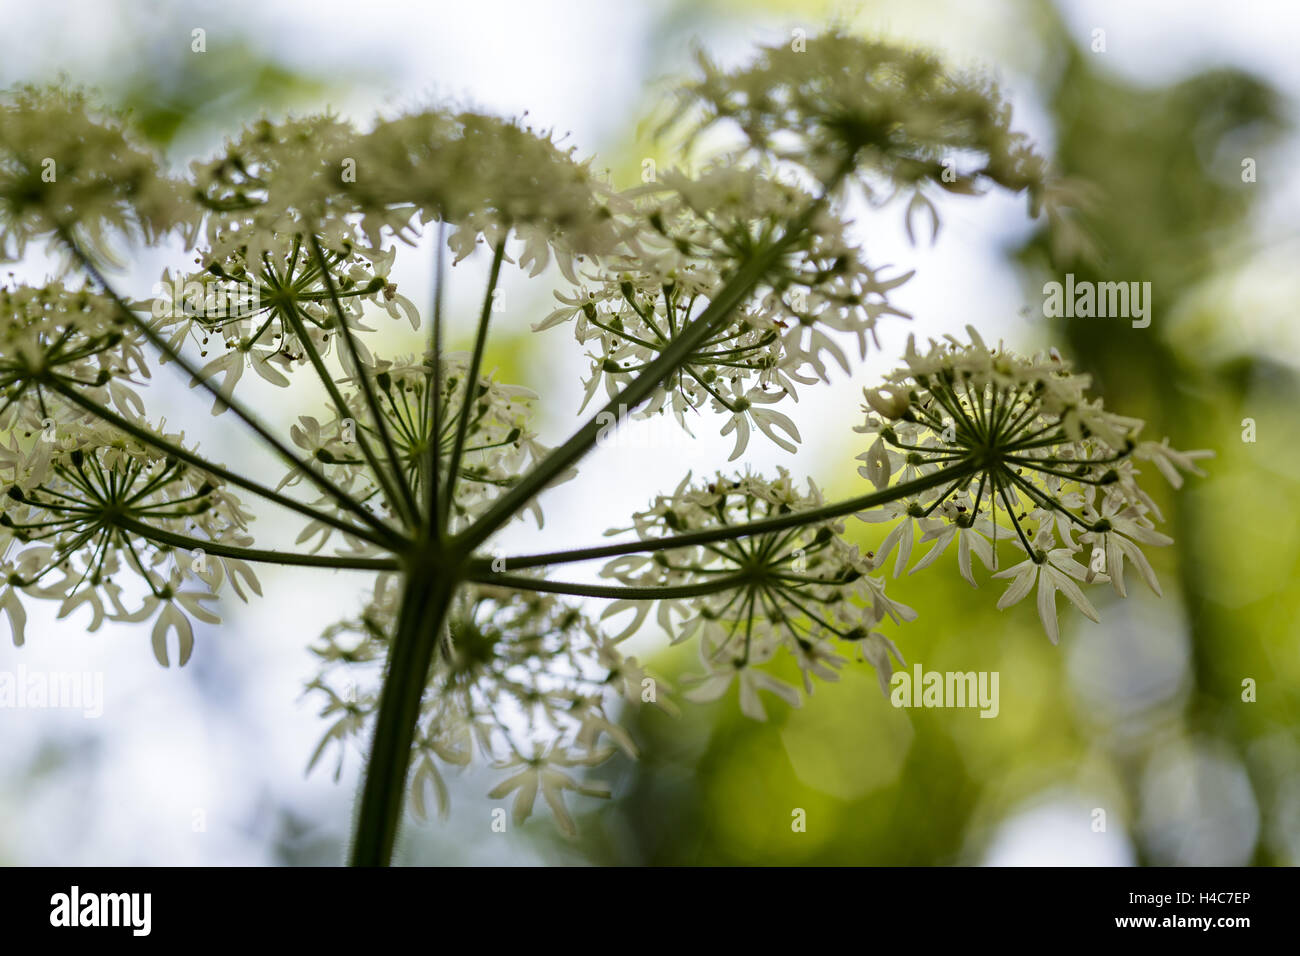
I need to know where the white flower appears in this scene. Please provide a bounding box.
[487,749,613,838]
[851,326,1206,640]
[859,632,905,696]
[718,384,801,460]
[669,31,1050,213]
[307,586,632,833]
[910,514,996,587]
[856,499,938,577]
[603,468,914,710]
[1135,438,1213,490]
[0,85,194,265]
[993,549,1100,645]
[685,659,803,722]
[537,162,911,455]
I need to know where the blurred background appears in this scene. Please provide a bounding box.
[1,0,1297,865]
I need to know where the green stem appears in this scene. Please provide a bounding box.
[309,234,421,527]
[280,299,408,530]
[467,570,754,600]
[441,241,506,528]
[111,515,395,567]
[350,556,455,866]
[468,463,978,573]
[426,221,448,541]
[115,516,399,570]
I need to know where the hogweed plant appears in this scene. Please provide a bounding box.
[0,32,1209,865]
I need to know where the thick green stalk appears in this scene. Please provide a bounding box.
[349,554,455,866]
[425,222,448,540]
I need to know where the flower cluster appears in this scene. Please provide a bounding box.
[191,113,393,265]
[0,416,257,662]
[668,31,1049,214]
[537,163,912,457]
[308,580,672,834]
[600,468,914,713]
[0,281,150,424]
[286,352,551,542]
[0,85,192,265]
[854,327,1211,642]
[342,110,627,279]
[141,232,418,408]
[189,107,626,296]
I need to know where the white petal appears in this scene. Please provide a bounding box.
[910,526,955,575]
[1048,566,1100,623]
[1036,571,1060,645]
[996,566,1036,609]
[683,671,734,704]
[151,604,195,667]
[1118,536,1162,596]
[893,520,914,577]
